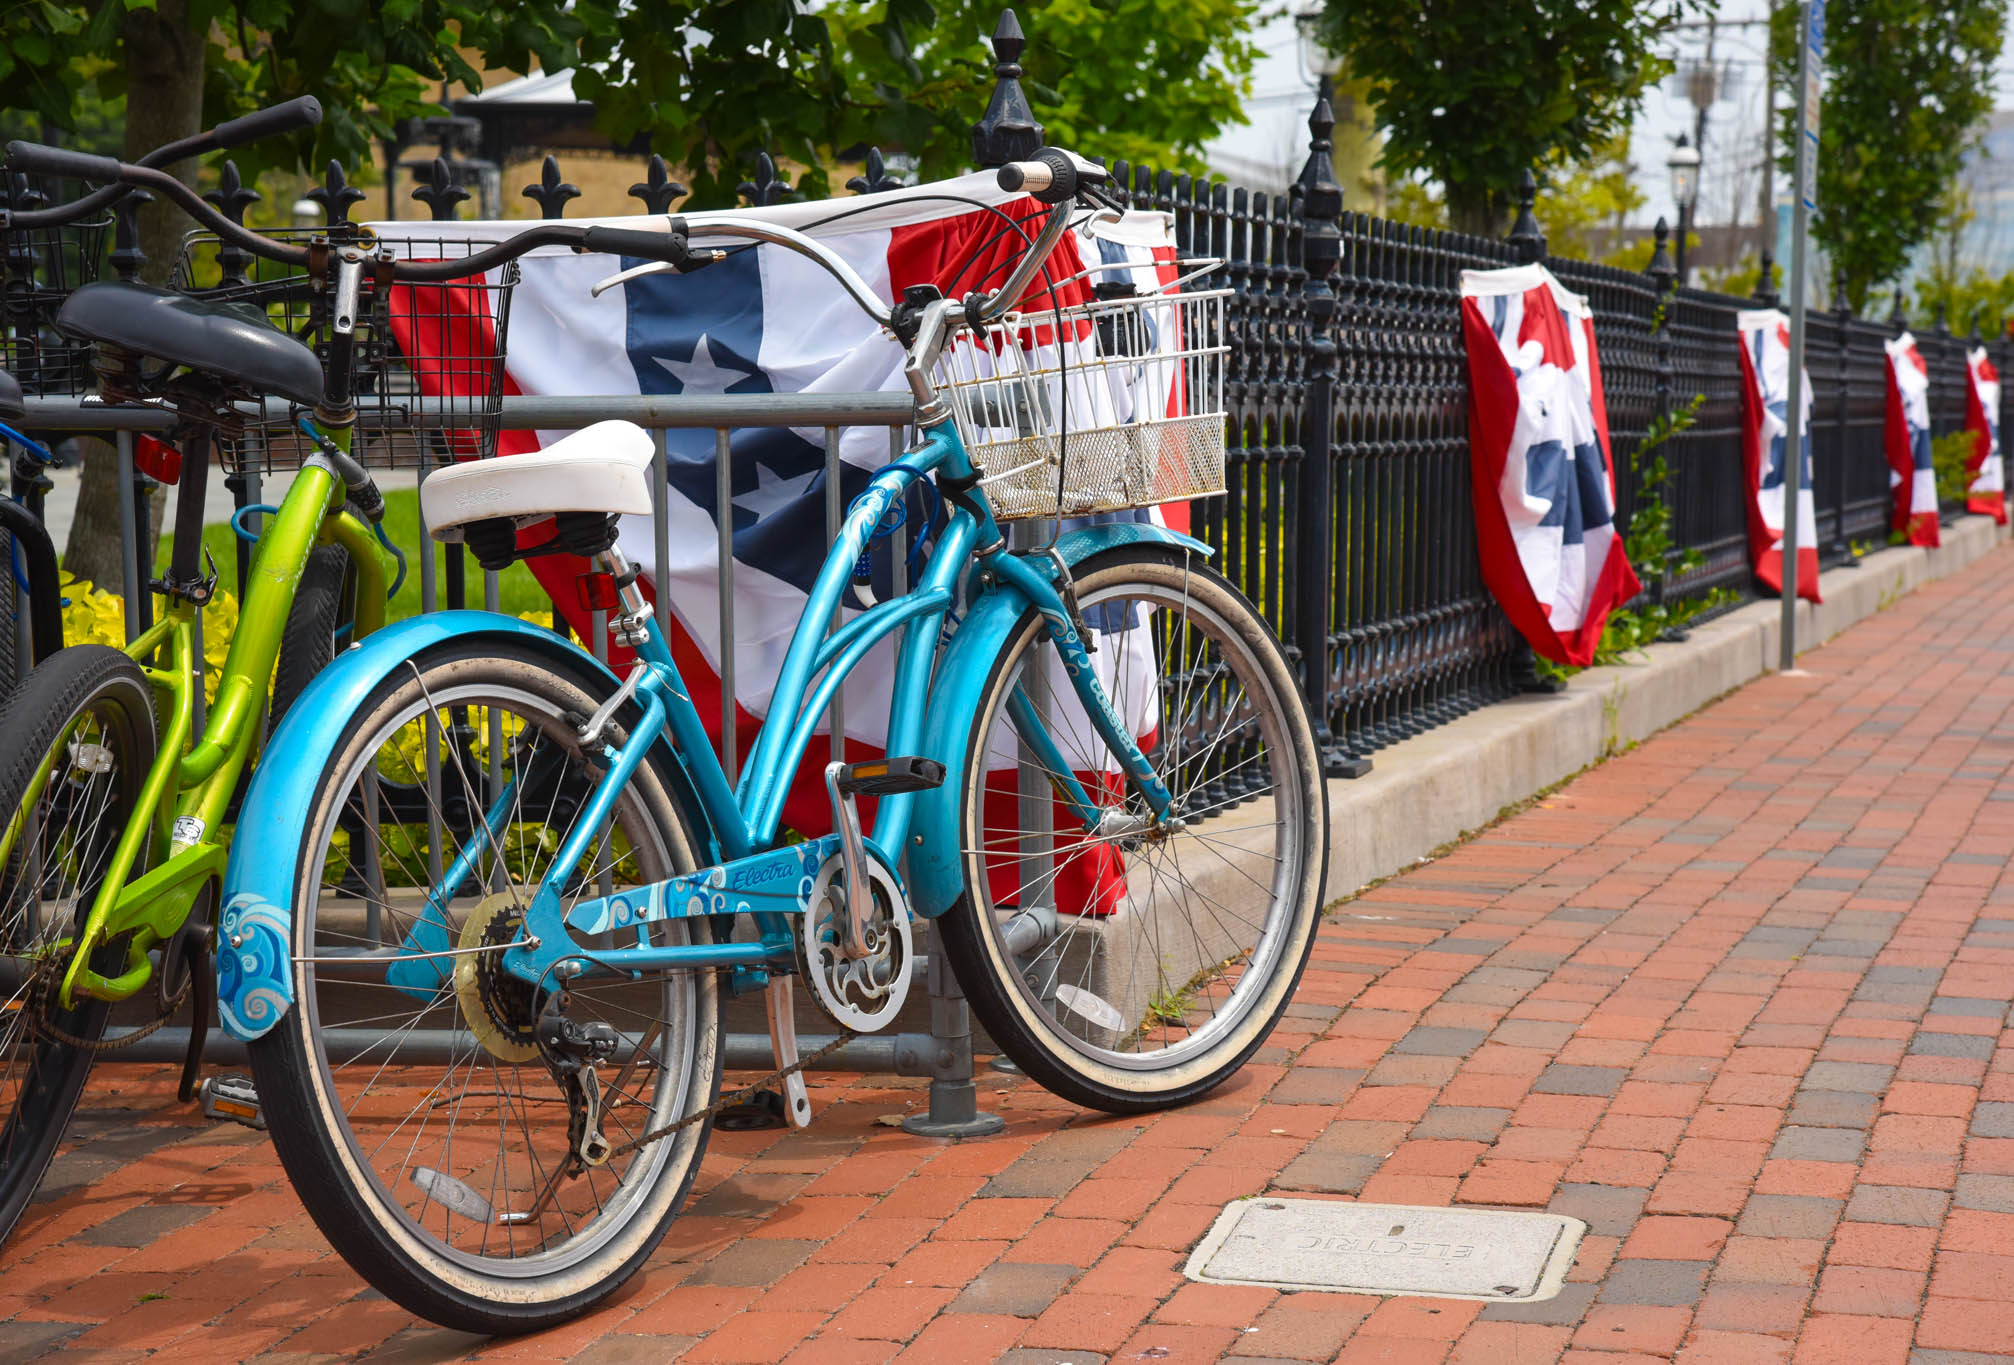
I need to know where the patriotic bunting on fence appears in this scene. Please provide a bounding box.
[1965,346,2006,525]
[1459,263,1640,668]
[1735,309,1821,602]
[1883,331,1941,547]
[371,180,1178,896]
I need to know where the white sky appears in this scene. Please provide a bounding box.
[1207,1,2014,234]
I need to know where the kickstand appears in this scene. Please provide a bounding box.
[176,932,214,1104]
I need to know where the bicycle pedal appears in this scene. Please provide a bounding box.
[198,1072,265,1130]
[714,1089,790,1132]
[832,756,945,797]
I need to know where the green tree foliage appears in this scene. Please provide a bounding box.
[0,2,591,179]
[1771,0,2005,314]
[1384,136,1648,265]
[2,2,1261,207]
[1310,0,1699,236]
[545,0,1265,203]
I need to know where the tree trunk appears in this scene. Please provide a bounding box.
[61,1,204,592]
[1447,184,1506,240]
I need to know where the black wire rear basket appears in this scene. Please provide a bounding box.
[1,177,112,397]
[171,227,518,472]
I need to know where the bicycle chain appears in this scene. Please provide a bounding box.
[604,1025,861,1160]
[21,955,192,1052]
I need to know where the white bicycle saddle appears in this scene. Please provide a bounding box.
[420,419,656,542]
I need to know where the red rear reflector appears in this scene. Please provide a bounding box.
[576,572,620,612]
[134,435,181,484]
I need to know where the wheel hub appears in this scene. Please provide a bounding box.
[454,892,541,1063]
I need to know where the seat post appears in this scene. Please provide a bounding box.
[165,427,214,593]
[596,542,654,652]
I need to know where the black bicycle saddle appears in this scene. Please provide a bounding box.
[54,281,324,409]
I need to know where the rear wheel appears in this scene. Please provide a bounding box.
[942,544,1325,1113]
[0,645,156,1243]
[247,640,720,1333]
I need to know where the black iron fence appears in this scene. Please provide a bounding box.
[1106,99,2009,777]
[5,15,2008,783]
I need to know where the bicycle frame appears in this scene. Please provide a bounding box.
[2,446,387,1007]
[376,411,1174,999]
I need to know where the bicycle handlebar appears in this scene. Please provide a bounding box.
[2,97,323,228]
[0,147,710,283]
[211,97,323,153]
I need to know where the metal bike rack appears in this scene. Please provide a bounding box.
[27,389,1004,1138]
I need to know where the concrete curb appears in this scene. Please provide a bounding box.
[1323,515,2010,903]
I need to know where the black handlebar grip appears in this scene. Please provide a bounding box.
[212,96,324,148]
[578,222,693,265]
[4,142,124,183]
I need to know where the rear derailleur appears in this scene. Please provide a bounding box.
[536,988,618,1171]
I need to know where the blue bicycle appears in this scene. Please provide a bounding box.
[93,148,1325,1330]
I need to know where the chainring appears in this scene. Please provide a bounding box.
[796,855,913,1033]
[453,892,541,1063]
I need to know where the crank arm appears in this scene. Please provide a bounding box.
[766,975,813,1128]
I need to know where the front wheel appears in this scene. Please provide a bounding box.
[246,639,721,1333]
[942,544,1326,1113]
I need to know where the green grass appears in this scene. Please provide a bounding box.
[156,486,554,623]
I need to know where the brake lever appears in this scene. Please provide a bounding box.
[590,249,724,299]
[591,260,673,298]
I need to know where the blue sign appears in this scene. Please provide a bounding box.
[1809,0,1826,55]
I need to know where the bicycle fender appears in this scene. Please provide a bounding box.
[908,521,1210,920]
[215,611,707,1041]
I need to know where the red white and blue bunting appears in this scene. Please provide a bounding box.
[1460,263,1639,667]
[1736,309,1821,602]
[1965,346,2005,525]
[1884,332,1940,547]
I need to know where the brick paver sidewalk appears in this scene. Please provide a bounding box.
[8,545,2014,1364]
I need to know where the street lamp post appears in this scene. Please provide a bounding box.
[1668,134,1701,287]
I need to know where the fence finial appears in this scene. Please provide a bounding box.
[203,160,260,226]
[1888,285,1907,333]
[1833,266,1850,317]
[413,157,469,221]
[1506,168,1544,262]
[847,147,906,195]
[738,151,796,207]
[306,160,366,229]
[970,9,1044,167]
[1646,217,1675,293]
[628,155,688,214]
[522,155,581,219]
[204,161,260,285]
[1934,298,1950,336]
[1753,248,1779,308]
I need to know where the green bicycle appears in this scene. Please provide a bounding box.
[0,189,400,1244]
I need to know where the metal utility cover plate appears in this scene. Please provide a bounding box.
[1185,1199,1586,1302]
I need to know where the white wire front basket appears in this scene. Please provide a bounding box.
[935,282,1231,520]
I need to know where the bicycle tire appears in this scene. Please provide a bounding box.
[0,644,157,1244]
[247,638,721,1333]
[941,544,1326,1113]
[0,525,17,699]
[270,541,352,729]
